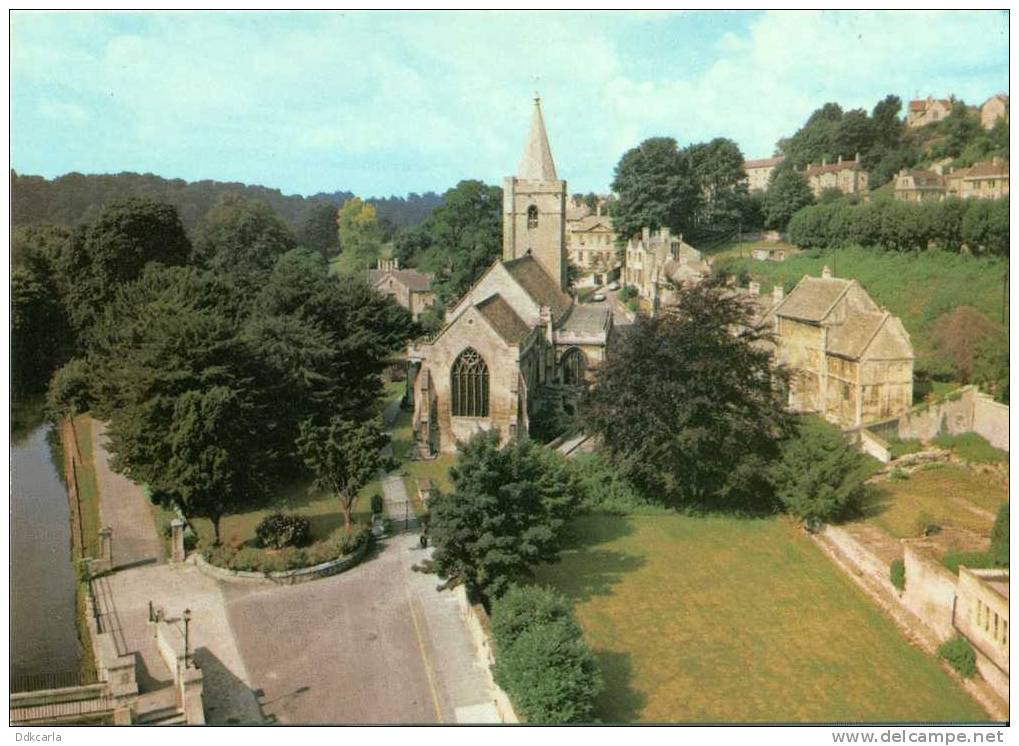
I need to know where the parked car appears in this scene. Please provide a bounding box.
[592,293,607,302]
[607,281,620,291]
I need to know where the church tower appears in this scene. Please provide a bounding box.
[503,95,567,289]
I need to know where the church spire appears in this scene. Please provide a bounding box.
[517,94,558,181]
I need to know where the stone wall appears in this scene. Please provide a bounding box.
[453,586,519,724]
[901,543,958,641]
[972,393,1009,451]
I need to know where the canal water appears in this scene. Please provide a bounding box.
[10,421,81,679]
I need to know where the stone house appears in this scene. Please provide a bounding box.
[893,169,946,202]
[407,97,612,455]
[742,155,785,193]
[980,93,1009,130]
[565,209,620,288]
[955,567,1009,686]
[801,156,869,197]
[751,246,789,262]
[622,227,709,314]
[944,159,1010,200]
[367,259,437,321]
[758,267,914,428]
[907,96,954,128]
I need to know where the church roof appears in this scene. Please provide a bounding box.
[475,294,531,344]
[503,255,572,321]
[368,268,434,292]
[517,96,558,181]
[558,302,611,334]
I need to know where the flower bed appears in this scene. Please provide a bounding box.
[194,525,371,585]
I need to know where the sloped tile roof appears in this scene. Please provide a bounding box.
[503,255,572,321]
[965,160,1009,179]
[558,302,610,333]
[475,294,531,344]
[775,276,852,322]
[569,215,615,232]
[744,155,785,170]
[369,268,435,292]
[826,312,887,359]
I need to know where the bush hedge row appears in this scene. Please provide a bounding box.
[202,524,370,573]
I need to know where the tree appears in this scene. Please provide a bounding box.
[428,432,578,598]
[990,502,1009,566]
[336,197,385,268]
[296,416,391,531]
[192,195,296,278]
[686,137,749,240]
[12,262,72,394]
[931,306,1003,382]
[298,202,340,259]
[762,167,814,230]
[769,417,872,523]
[610,137,700,241]
[490,585,581,650]
[56,198,191,343]
[414,180,503,303]
[46,358,94,421]
[165,386,265,544]
[871,95,904,148]
[582,281,792,512]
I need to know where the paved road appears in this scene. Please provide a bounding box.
[92,420,165,568]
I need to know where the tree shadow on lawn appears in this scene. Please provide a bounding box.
[543,514,646,603]
[593,649,646,723]
[855,484,894,521]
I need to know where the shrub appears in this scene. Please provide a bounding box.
[770,417,873,523]
[890,558,905,591]
[888,438,923,460]
[568,452,649,514]
[493,618,602,723]
[990,502,1008,567]
[888,468,909,482]
[491,585,580,651]
[913,511,940,537]
[618,285,637,302]
[370,494,385,516]
[931,432,1007,464]
[937,636,977,678]
[255,513,311,549]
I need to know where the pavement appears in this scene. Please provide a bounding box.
[92,421,165,569]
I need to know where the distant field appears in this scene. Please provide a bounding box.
[716,246,1008,357]
[536,513,986,723]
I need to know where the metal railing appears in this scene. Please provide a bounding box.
[10,669,99,694]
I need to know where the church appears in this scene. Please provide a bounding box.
[407,97,613,455]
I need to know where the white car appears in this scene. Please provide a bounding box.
[607,281,620,291]
[592,293,607,302]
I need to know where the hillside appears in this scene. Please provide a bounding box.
[10,170,442,234]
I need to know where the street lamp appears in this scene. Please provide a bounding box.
[183,608,192,669]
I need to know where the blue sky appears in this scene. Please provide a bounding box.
[11,10,1010,198]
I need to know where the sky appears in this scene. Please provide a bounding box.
[10,10,1010,198]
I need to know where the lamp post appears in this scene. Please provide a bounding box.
[183,608,192,669]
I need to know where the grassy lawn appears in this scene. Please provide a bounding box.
[72,417,102,558]
[931,433,1008,465]
[861,464,1006,540]
[715,246,1008,358]
[704,239,800,262]
[535,513,986,723]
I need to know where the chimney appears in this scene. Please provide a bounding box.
[822,157,827,167]
[394,257,399,270]
[854,152,860,163]
[773,284,784,303]
[822,265,832,279]
[660,226,671,243]
[838,155,843,164]
[748,281,760,296]
[642,226,650,244]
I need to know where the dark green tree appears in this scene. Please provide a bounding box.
[582,281,792,512]
[12,262,72,394]
[296,416,391,530]
[298,202,340,259]
[686,137,749,240]
[762,167,814,230]
[610,137,699,240]
[490,585,581,650]
[429,432,578,598]
[769,416,873,523]
[192,195,296,278]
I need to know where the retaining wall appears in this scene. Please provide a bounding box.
[193,540,368,585]
[901,543,958,642]
[453,586,519,724]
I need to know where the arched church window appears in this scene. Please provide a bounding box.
[561,347,586,386]
[527,205,539,229]
[451,347,489,417]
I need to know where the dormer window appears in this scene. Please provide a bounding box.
[527,205,539,229]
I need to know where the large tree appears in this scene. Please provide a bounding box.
[582,281,792,512]
[296,416,391,530]
[428,432,578,598]
[335,197,385,269]
[762,167,814,230]
[298,201,340,259]
[192,195,296,278]
[56,198,191,343]
[12,262,72,395]
[610,137,699,241]
[686,137,750,239]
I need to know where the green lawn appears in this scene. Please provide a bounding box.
[73,417,102,558]
[863,464,1006,540]
[704,239,800,262]
[535,513,986,723]
[715,246,1008,358]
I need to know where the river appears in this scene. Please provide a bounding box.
[10,421,82,679]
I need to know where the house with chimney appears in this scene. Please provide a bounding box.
[742,155,785,193]
[622,227,710,315]
[565,200,620,288]
[368,259,437,321]
[907,96,955,128]
[801,155,869,197]
[893,169,946,202]
[980,94,1009,130]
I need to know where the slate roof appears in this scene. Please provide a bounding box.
[558,302,610,334]
[909,98,952,112]
[503,255,573,321]
[899,170,945,189]
[826,312,888,359]
[744,155,785,170]
[965,160,1009,179]
[369,268,435,292]
[804,159,864,177]
[517,97,558,181]
[775,276,852,322]
[569,215,615,232]
[475,294,531,344]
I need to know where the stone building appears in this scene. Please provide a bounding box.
[893,169,946,202]
[565,208,620,288]
[622,227,709,314]
[742,155,785,192]
[946,159,1010,200]
[758,267,914,428]
[367,259,437,321]
[955,566,1009,686]
[907,96,954,128]
[406,97,612,455]
[801,156,869,197]
[980,93,1009,130]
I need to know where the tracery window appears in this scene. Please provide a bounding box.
[451,347,489,417]
[561,347,586,386]
[527,205,539,229]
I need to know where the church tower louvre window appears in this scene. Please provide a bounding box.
[451,347,489,417]
[527,205,539,229]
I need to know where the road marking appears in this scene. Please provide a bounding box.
[405,583,444,723]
